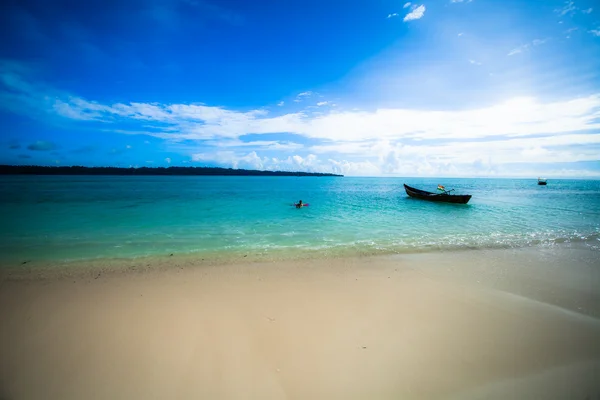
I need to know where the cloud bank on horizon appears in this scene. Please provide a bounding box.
[1,0,599,177]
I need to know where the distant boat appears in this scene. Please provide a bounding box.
[538,178,547,186]
[403,184,472,204]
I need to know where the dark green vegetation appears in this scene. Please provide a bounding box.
[0,165,343,177]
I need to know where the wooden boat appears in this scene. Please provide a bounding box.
[403,184,472,204]
[538,178,547,185]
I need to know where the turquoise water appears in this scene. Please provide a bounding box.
[1,176,599,262]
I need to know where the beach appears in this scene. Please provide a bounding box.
[3,0,600,396]
[1,244,599,399]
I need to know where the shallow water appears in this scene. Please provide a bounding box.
[1,176,599,262]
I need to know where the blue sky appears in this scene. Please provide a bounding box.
[1,0,599,177]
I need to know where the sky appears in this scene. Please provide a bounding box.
[1,0,600,177]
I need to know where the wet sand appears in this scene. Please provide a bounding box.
[1,244,599,399]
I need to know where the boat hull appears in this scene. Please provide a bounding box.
[403,184,472,204]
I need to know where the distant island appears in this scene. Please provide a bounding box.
[0,165,343,177]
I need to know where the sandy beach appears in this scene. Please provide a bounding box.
[1,244,599,399]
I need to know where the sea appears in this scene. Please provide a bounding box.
[1,175,599,263]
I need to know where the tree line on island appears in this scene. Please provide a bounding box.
[0,165,343,177]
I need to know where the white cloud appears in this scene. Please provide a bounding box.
[165,157,171,164]
[554,1,589,16]
[191,151,380,176]
[311,134,600,163]
[199,139,304,151]
[555,1,577,16]
[403,2,412,8]
[458,32,464,36]
[328,159,381,176]
[565,27,578,38]
[186,131,600,176]
[3,65,600,176]
[52,98,113,120]
[450,0,472,3]
[468,59,482,65]
[507,38,548,56]
[316,101,329,106]
[507,46,526,56]
[590,29,600,36]
[277,101,284,106]
[5,69,600,144]
[404,5,425,22]
[126,144,132,149]
[312,96,599,142]
[387,13,399,18]
[293,91,314,103]
[306,132,600,177]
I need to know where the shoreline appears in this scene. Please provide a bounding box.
[2,236,599,278]
[1,243,599,399]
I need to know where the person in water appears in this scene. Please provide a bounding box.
[296,200,303,208]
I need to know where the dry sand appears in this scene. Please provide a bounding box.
[1,245,599,399]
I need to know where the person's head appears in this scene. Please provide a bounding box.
[299,200,303,204]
